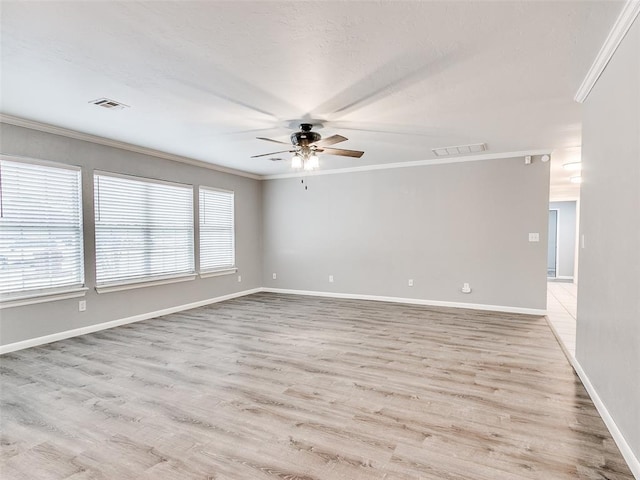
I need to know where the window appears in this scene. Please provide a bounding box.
[199,187,235,273]
[0,157,84,300]
[94,172,194,288]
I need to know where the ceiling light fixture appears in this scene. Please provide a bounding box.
[570,176,582,184]
[291,153,303,169]
[254,123,362,171]
[291,148,320,171]
[308,153,319,170]
[563,162,582,171]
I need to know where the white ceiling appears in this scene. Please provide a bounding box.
[0,1,623,195]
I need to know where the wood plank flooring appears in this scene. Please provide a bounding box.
[0,293,634,479]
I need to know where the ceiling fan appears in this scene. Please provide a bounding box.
[251,123,364,170]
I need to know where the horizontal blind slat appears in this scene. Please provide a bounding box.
[0,159,84,296]
[199,188,235,271]
[94,173,194,284]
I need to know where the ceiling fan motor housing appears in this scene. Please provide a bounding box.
[291,124,321,147]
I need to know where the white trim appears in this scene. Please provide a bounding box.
[95,274,196,294]
[572,360,640,479]
[545,317,639,479]
[548,208,560,279]
[556,275,574,280]
[555,208,561,279]
[261,288,547,316]
[0,114,261,180]
[0,287,88,309]
[199,185,235,195]
[574,198,581,283]
[0,286,547,354]
[0,287,262,355]
[0,153,81,171]
[2,115,555,181]
[199,267,237,278]
[262,149,553,180]
[574,0,640,103]
[1,285,635,476]
[94,169,192,189]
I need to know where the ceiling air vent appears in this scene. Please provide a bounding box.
[432,143,486,156]
[89,98,129,110]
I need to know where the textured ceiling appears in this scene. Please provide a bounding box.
[0,1,623,193]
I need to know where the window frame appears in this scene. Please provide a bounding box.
[0,155,86,308]
[93,170,196,293]
[198,185,236,277]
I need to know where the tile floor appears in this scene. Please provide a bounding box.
[546,281,577,358]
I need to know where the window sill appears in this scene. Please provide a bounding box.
[95,273,197,294]
[0,287,88,309]
[199,267,238,279]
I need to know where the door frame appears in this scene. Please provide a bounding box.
[548,208,560,278]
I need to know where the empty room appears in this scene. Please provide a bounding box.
[1,1,638,479]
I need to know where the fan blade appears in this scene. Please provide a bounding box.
[250,150,294,158]
[313,134,348,147]
[256,137,291,146]
[320,147,364,158]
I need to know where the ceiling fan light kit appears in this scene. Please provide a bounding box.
[252,123,364,171]
[291,153,303,169]
[290,151,319,171]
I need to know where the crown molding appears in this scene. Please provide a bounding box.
[262,149,553,180]
[575,0,640,103]
[1,115,552,181]
[0,114,261,180]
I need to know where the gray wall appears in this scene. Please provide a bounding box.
[549,201,577,279]
[263,157,550,310]
[577,18,640,460]
[0,123,263,346]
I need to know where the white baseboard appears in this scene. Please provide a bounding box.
[0,288,261,355]
[2,286,636,477]
[545,318,640,479]
[261,287,547,316]
[1,287,545,356]
[573,358,640,479]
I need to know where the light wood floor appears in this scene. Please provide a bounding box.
[0,293,633,479]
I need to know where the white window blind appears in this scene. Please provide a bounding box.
[0,158,84,297]
[94,173,194,286]
[199,187,235,272]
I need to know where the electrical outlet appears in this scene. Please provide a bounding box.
[329,275,334,283]
[408,279,414,287]
[237,275,242,282]
[528,232,540,242]
[272,273,277,280]
[79,300,86,312]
